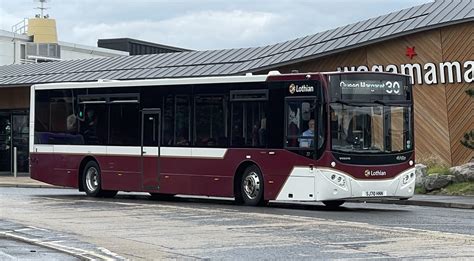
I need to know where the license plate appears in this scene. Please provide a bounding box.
[362,191,387,197]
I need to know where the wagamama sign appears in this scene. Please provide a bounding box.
[337,60,474,85]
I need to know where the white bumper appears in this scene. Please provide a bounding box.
[275,167,415,201]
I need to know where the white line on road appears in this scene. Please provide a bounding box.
[0,229,125,261]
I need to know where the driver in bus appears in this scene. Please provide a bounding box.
[299,119,323,148]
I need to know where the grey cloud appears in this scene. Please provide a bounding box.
[1,0,430,50]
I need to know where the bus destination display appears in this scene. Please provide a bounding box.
[340,80,403,95]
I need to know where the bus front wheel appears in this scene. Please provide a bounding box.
[82,161,117,198]
[240,165,265,206]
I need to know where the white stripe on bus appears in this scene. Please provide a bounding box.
[32,145,227,159]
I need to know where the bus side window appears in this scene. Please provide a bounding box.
[162,95,190,146]
[175,95,190,146]
[286,103,301,147]
[231,101,267,148]
[162,95,174,146]
[109,103,139,146]
[194,95,227,147]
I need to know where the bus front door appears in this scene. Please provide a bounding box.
[141,109,161,191]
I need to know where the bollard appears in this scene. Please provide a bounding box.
[13,147,17,178]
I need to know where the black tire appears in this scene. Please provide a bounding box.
[81,161,117,198]
[322,200,345,207]
[239,165,265,206]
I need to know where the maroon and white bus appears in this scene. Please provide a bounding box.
[29,71,415,207]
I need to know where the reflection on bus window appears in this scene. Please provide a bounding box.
[330,104,412,153]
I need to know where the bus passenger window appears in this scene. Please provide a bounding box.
[162,95,190,146]
[175,96,190,146]
[231,102,267,147]
[194,95,227,147]
[79,105,107,145]
[109,103,139,146]
[162,95,174,145]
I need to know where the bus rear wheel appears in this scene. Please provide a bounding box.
[240,165,265,206]
[82,161,117,198]
[322,200,345,207]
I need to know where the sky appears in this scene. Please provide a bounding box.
[0,0,431,51]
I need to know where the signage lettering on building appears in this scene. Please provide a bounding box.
[337,60,474,85]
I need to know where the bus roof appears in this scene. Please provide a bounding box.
[32,71,409,90]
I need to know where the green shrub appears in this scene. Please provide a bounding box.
[415,186,426,194]
[427,165,451,175]
[441,182,474,196]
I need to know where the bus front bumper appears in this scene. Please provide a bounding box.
[275,167,416,202]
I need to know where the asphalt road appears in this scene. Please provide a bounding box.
[0,237,79,260]
[1,187,473,260]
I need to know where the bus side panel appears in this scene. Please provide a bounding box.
[157,149,314,200]
[30,152,78,188]
[159,157,234,197]
[98,155,142,192]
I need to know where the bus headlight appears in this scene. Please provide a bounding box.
[402,174,410,185]
[329,173,347,189]
[402,172,415,185]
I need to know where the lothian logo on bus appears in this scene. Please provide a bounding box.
[364,169,387,177]
[289,83,314,94]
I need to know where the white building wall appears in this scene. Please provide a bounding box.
[0,32,30,65]
[0,29,128,66]
[60,42,128,60]
[0,38,15,65]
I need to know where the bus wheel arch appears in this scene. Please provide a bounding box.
[78,156,96,192]
[234,162,266,206]
[79,157,117,198]
[322,200,345,208]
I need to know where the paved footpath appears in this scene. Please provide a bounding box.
[1,175,473,209]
